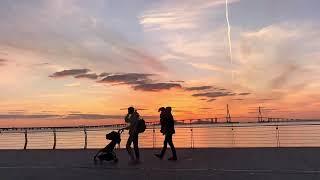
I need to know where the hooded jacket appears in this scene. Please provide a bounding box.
[125,111,140,135]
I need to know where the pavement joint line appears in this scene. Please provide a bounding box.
[1,166,320,174]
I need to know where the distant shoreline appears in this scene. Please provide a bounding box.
[1,118,320,130]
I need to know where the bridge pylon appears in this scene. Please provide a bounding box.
[258,106,263,122]
[226,104,232,123]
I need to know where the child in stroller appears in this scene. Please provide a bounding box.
[94,129,124,163]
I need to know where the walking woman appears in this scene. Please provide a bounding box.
[155,106,177,161]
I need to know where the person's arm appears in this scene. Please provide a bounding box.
[125,114,131,123]
[169,115,175,127]
[123,114,132,130]
[130,113,140,134]
[123,125,131,130]
[135,112,141,126]
[132,120,139,134]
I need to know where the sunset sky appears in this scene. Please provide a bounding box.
[0,0,320,127]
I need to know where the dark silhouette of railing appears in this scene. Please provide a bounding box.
[0,117,319,149]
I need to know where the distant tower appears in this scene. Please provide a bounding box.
[226,104,232,123]
[258,106,263,122]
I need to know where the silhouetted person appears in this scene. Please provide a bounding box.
[124,107,140,162]
[155,106,177,161]
[158,107,166,134]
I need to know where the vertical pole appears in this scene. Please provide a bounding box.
[152,124,156,149]
[24,129,28,150]
[118,128,121,149]
[258,106,263,122]
[190,120,194,149]
[84,127,87,150]
[231,126,235,147]
[53,128,57,150]
[226,104,232,123]
[276,125,280,148]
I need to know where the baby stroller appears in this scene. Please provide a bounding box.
[94,129,124,163]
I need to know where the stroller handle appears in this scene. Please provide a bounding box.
[118,128,124,134]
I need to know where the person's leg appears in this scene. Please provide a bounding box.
[126,135,134,160]
[167,134,177,159]
[133,134,140,160]
[160,134,169,157]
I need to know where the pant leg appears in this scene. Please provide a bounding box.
[160,135,169,157]
[132,134,140,159]
[126,135,134,159]
[167,134,177,158]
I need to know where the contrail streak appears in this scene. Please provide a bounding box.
[225,0,233,65]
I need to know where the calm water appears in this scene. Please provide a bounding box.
[1,121,320,149]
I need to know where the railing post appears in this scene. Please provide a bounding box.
[84,127,87,149]
[231,127,235,147]
[53,128,57,150]
[231,124,236,147]
[118,128,121,149]
[276,125,280,148]
[190,120,194,149]
[24,129,28,150]
[152,124,156,149]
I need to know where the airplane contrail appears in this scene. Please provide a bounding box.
[225,0,233,65]
[226,0,235,81]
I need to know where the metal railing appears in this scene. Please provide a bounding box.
[1,118,320,149]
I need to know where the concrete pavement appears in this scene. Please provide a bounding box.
[1,148,320,179]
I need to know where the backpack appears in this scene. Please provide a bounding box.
[137,119,146,133]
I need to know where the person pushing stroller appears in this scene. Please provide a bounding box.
[123,107,143,162]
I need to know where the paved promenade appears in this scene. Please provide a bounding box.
[1,148,320,179]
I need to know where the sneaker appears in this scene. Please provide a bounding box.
[168,157,177,161]
[154,154,163,160]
